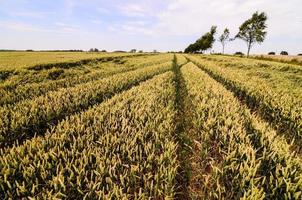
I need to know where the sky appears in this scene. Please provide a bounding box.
[0,0,301,54]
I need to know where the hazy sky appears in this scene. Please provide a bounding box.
[0,0,301,54]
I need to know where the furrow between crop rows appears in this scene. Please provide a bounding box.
[173,55,192,199]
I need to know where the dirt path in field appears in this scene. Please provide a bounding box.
[173,56,194,199]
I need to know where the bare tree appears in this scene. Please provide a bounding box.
[219,28,230,54]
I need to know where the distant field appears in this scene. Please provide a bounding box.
[0,51,134,70]
[1,53,302,199]
[252,54,302,65]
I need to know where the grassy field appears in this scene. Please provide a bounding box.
[0,52,136,70]
[0,52,301,199]
[252,54,302,66]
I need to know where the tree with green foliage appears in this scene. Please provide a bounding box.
[280,51,288,55]
[236,11,267,57]
[184,26,217,53]
[198,26,217,53]
[219,28,230,54]
[184,43,199,53]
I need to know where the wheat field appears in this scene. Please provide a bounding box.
[0,52,301,199]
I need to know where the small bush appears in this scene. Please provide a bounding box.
[268,52,275,55]
[89,48,99,52]
[234,52,244,57]
[298,53,302,56]
[280,51,288,55]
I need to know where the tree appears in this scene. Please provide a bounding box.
[235,11,267,57]
[219,28,230,54]
[280,51,288,55]
[184,43,199,53]
[130,49,136,53]
[89,48,99,52]
[184,26,217,53]
[197,26,217,53]
[234,51,244,56]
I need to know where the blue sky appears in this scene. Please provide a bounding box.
[0,0,301,54]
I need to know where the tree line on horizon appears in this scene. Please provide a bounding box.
[184,11,268,57]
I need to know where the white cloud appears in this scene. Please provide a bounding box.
[134,0,301,53]
[9,11,55,18]
[0,20,86,34]
[63,0,77,16]
[1,0,301,53]
[0,21,49,32]
[152,0,302,37]
[118,4,148,17]
[90,19,103,25]
[96,7,111,14]
[126,20,149,26]
[55,22,79,28]
[108,21,155,36]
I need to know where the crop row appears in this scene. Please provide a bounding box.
[181,62,302,199]
[175,54,188,66]
[0,55,173,106]
[198,55,302,92]
[187,55,302,148]
[0,71,178,199]
[0,65,133,106]
[199,54,302,75]
[0,52,143,70]
[0,53,144,83]
[26,54,148,71]
[0,54,170,90]
[1,66,91,89]
[0,61,173,148]
[122,54,173,69]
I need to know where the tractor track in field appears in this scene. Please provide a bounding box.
[173,55,194,199]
